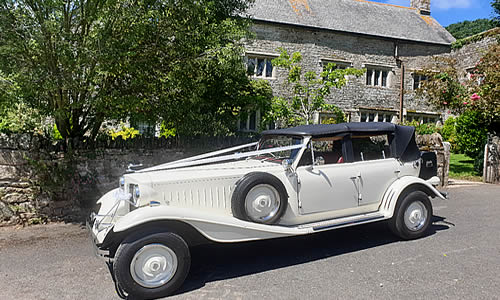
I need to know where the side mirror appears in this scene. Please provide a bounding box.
[282,159,293,172]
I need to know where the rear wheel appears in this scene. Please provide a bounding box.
[113,231,190,299]
[389,190,433,240]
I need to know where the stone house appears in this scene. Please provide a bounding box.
[239,0,456,131]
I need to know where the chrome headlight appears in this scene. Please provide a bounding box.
[128,184,140,205]
[119,176,125,190]
[133,185,140,202]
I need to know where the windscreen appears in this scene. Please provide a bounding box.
[255,135,304,163]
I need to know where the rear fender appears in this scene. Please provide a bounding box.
[379,176,445,219]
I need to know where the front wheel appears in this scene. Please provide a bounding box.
[113,231,191,299]
[389,190,433,240]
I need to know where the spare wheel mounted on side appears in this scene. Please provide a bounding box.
[231,172,288,224]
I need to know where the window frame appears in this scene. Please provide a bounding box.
[320,59,353,71]
[237,109,261,132]
[364,65,392,88]
[245,53,277,79]
[412,73,428,90]
[358,110,396,123]
[406,114,439,125]
[466,67,485,85]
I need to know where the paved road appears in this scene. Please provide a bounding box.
[1,184,499,300]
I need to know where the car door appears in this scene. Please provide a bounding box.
[349,134,401,206]
[295,138,359,215]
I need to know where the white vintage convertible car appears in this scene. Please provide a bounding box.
[88,122,446,299]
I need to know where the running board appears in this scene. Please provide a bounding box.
[297,212,386,231]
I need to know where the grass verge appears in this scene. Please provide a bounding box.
[449,153,482,182]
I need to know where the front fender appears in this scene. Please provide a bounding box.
[112,206,311,243]
[379,176,446,219]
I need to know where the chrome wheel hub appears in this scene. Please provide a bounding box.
[404,201,428,231]
[130,244,178,288]
[245,184,281,222]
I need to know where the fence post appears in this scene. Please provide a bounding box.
[483,143,489,183]
[442,142,451,187]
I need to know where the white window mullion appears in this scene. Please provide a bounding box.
[263,59,267,78]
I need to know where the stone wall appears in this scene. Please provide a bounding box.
[1,132,450,225]
[246,22,451,121]
[0,135,253,225]
[452,30,499,79]
[0,145,35,224]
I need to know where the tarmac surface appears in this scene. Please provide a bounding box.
[1,183,499,300]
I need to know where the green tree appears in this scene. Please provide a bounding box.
[493,0,500,22]
[269,48,364,126]
[446,19,497,39]
[0,0,257,141]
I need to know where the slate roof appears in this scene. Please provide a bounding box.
[246,0,455,45]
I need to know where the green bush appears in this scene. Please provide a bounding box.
[441,117,459,152]
[403,120,440,135]
[474,148,484,176]
[159,121,176,138]
[455,110,488,158]
[107,122,140,140]
[0,102,46,134]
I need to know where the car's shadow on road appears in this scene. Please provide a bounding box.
[175,215,452,295]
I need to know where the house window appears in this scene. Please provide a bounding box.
[466,68,484,85]
[321,60,352,71]
[366,67,389,87]
[360,112,367,122]
[359,110,395,123]
[238,110,260,132]
[319,112,343,124]
[368,113,375,122]
[131,121,156,136]
[246,55,274,78]
[407,114,438,124]
[413,74,428,90]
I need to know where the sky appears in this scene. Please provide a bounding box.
[370,0,496,26]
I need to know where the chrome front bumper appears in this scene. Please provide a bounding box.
[86,214,110,259]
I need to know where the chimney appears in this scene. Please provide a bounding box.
[410,0,431,15]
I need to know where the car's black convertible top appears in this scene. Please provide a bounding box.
[262,122,421,162]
